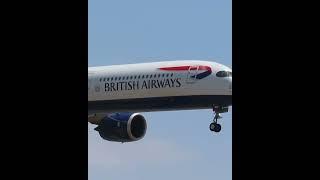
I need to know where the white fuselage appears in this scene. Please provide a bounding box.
[88,60,232,114]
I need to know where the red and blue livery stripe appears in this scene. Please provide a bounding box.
[158,65,212,80]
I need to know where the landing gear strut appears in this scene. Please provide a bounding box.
[209,105,228,133]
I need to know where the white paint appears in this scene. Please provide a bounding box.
[88,60,232,102]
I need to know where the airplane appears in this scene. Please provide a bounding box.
[88,60,232,142]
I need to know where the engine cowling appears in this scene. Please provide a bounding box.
[94,112,147,142]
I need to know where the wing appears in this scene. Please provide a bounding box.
[88,113,108,125]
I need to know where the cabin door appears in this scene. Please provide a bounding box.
[186,66,199,84]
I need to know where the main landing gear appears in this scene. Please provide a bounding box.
[209,105,228,133]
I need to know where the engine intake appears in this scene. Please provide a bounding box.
[94,113,147,142]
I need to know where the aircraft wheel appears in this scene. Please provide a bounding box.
[209,123,221,132]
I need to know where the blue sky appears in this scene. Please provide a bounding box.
[88,0,232,180]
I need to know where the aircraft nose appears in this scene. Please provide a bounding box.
[227,77,232,91]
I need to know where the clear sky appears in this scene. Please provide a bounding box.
[88,0,232,180]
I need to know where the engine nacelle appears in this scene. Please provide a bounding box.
[94,113,147,142]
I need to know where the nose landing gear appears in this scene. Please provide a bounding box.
[210,106,228,133]
[210,114,222,132]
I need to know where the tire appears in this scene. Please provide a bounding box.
[209,123,216,131]
[213,123,221,132]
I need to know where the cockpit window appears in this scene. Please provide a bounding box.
[216,71,232,77]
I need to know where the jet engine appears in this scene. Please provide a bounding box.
[94,113,147,142]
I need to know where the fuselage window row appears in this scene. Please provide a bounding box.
[99,73,174,82]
